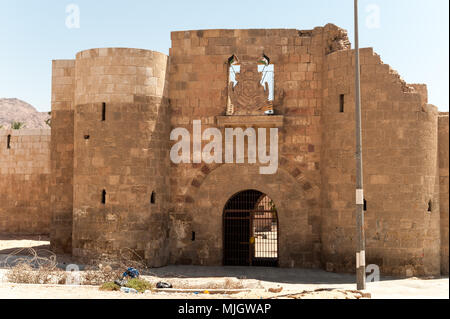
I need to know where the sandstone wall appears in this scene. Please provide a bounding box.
[167,25,349,267]
[321,48,441,276]
[439,113,449,275]
[50,59,75,253]
[71,48,170,266]
[0,129,51,234]
[44,25,447,275]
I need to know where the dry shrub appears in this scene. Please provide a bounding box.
[99,281,121,291]
[5,247,152,287]
[6,263,68,285]
[7,260,123,286]
[4,247,68,284]
[82,266,122,286]
[86,248,149,274]
[6,263,36,284]
[80,248,149,285]
[126,278,153,293]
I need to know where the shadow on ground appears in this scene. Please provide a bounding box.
[0,244,51,256]
[0,234,53,268]
[146,265,363,285]
[1,234,442,286]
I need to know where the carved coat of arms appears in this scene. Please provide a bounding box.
[227,55,275,116]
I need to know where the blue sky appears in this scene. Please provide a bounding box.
[0,0,448,112]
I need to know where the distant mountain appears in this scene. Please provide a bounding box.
[0,98,50,129]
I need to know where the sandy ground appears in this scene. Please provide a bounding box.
[0,234,50,252]
[0,283,372,299]
[0,235,448,299]
[0,272,447,299]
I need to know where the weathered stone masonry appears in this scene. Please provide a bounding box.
[439,113,449,275]
[0,24,448,277]
[0,129,51,234]
[51,48,171,266]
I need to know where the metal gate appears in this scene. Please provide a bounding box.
[223,190,279,267]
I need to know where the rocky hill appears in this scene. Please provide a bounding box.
[0,98,50,129]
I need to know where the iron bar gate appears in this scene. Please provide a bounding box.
[223,190,279,267]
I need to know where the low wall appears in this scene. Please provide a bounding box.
[0,129,51,234]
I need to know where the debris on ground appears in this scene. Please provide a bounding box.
[156,281,173,288]
[268,286,283,293]
[121,287,138,294]
[122,267,140,279]
[268,289,371,299]
[114,279,128,286]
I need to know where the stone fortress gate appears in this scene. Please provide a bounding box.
[0,24,448,277]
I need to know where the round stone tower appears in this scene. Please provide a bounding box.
[71,48,170,267]
[320,48,441,277]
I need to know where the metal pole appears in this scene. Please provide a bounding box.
[354,0,366,291]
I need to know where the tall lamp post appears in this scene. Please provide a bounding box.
[354,0,366,291]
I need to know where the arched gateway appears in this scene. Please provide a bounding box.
[223,190,279,266]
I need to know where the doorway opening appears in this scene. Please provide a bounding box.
[223,190,279,267]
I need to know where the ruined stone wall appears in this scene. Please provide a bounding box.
[439,113,449,275]
[321,48,441,276]
[44,24,446,275]
[71,48,170,266]
[50,60,75,253]
[167,25,349,267]
[0,129,51,234]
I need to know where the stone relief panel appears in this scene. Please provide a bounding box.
[227,54,275,116]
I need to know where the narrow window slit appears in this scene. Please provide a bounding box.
[101,190,106,204]
[191,232,196,241]
[339,94,345,113]
[363,199,367,211]
[102,102,106,121]
[7,134,11,149]
[150,191,156,204]
[428,200,432,212]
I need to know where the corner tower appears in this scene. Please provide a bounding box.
[321,47,441,277]
[52,48,171,266]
